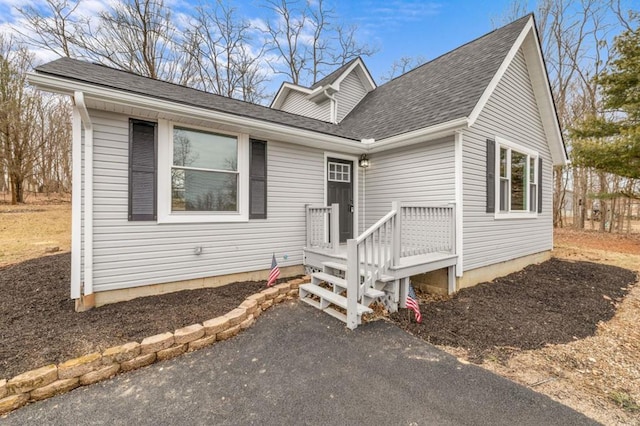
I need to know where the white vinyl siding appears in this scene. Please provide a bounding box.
[363,136,455,227]
[463,48,552,271]
[335,72,367,122]
[87,109,325,292]
[278,90,331,122]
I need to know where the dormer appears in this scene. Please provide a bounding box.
[270,57,376,124]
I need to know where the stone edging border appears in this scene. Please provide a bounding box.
[0,277,309,416]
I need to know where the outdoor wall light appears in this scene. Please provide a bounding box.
[359,154,370,168]
[194,246,203,255]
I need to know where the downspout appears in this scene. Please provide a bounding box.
[74,91,94,302]
[324,89,337,124]
[70,107,82,299]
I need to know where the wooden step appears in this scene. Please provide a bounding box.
[299,283,372,315]
[322,262,395,283]
[322,261,347,272]
[312,272,385,299]
[312,271,346,288]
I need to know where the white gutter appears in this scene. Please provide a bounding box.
[74,91,94,296]
[369,118,469,153]
[28,73,366,155]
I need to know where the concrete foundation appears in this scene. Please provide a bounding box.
[412,251,552,294]
[76,265,305,310]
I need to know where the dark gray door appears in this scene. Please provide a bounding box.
[327,158,354,243]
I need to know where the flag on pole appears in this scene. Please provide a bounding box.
[267,253,280,287]
[406,283,422,323]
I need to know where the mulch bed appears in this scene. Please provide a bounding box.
[2,254,636,380]
[391,258,637,363]
[0,253,287,379]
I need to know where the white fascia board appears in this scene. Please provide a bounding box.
[521,29,568,166]
[368,118,469,153]
[270,82,312,109]
[467,18,533,127]
[28,72,365,155]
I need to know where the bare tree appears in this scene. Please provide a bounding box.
[86,0,188,81]
[185,1,269,103]
[262,0,377,86]
[33,95,72,194]
[262,0,307,85]
[15,0,86,58]
[0,36,47,203]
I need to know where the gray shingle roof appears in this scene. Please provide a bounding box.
[34,58,362,140]
[34,15,530,142]
[339,15,530,140]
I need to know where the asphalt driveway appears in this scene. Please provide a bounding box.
[3,301,597,425]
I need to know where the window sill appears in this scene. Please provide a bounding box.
[494,212,538,220]
[158,212,249,224]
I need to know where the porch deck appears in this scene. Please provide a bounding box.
[304,245,457,279]
[301,202,458,329]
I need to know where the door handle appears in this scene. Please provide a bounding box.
[349,204,354,213]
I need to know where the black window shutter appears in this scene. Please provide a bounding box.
[249,139,267,219]
[486,139,495,213]
[129,119,157,221]
[537,157,543,213]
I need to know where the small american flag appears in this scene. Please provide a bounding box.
[267,253,280,287]
[406,283,422,323]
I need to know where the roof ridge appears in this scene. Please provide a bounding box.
[310,57,361,89]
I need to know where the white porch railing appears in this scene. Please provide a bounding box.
[305,203,340,254]
[399,204,456,257]
[346,201,456,329]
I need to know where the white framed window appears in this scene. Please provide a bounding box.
[328,161,351,182]
[157,120,249,223]
[495,137,538,218]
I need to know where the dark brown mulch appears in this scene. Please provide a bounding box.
[390,258,637,363]
[0,253,290,379]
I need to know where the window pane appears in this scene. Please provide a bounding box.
[529,157,535,182]
[500,148,507,178]
[510,151,527,211]
[173,127,237,171]
[171,168,237,212]
[530,183,537,212]
[500,178,509,211]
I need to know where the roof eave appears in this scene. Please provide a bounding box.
[368,117,469,153]
[28,72,366,154]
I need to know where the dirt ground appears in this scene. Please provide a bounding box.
[0,194,71,267]
[392,227,640,426]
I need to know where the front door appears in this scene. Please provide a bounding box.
[327,158,354,243]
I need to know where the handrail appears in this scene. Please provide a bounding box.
[355,208,397,244]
